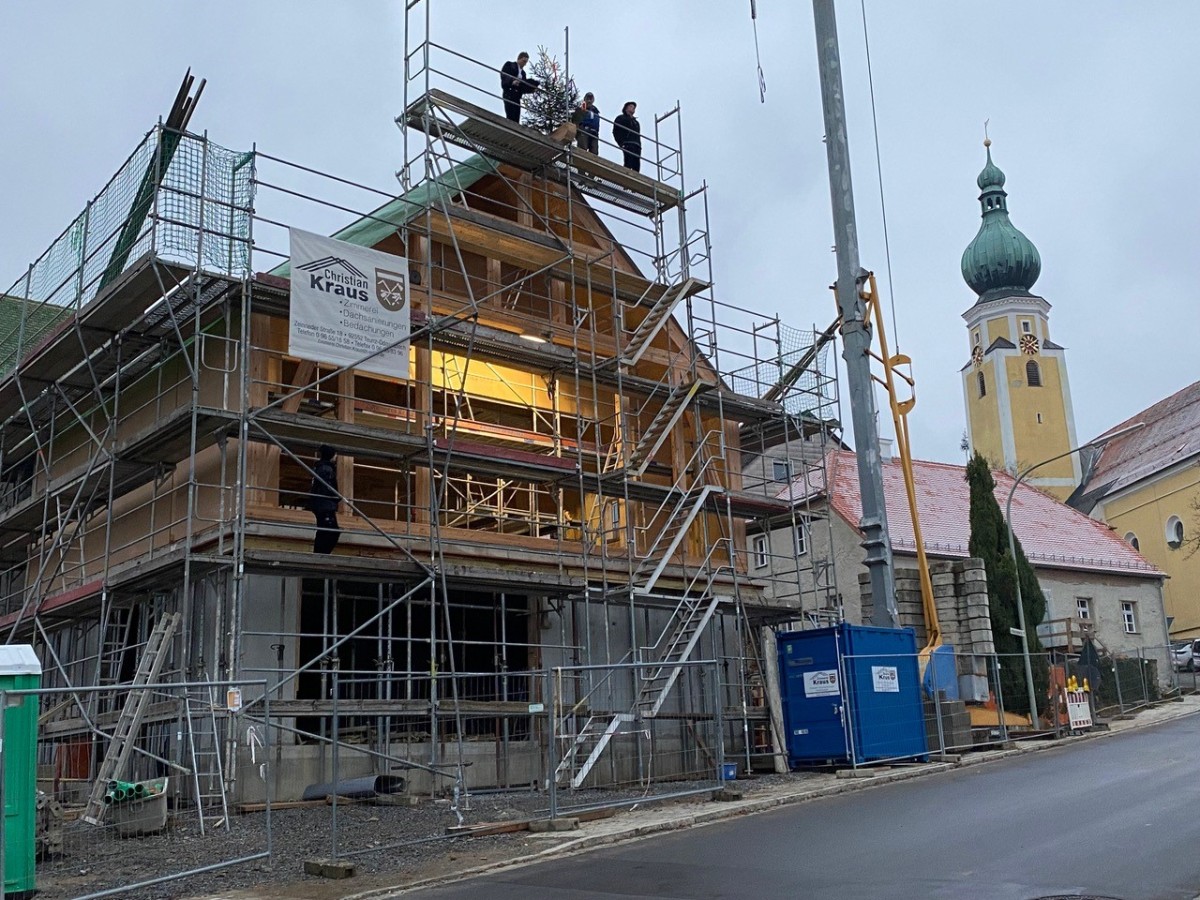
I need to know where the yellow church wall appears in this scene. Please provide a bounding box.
[1099,465,1200,636]
[965,359,1003,466]
[986,317,1011,344]
[1003,354,1074,487]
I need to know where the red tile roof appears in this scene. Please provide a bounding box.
[1076,379,1200,504]
[783,450,1162,578]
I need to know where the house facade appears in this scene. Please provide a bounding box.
[755,448,1170,674]
[1071,380,1200,637]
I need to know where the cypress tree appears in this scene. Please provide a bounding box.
[965,453,1048,717]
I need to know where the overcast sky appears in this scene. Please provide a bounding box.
[1,1,1195,463]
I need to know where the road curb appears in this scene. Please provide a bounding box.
[345,703,1200,899]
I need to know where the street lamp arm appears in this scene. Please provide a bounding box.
[997,419,1145,729]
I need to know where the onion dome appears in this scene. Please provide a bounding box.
[961,140,1041,301]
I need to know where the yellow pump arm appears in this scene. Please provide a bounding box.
[858,274,941,661]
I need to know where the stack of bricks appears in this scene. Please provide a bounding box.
[957,558,994,656]
[858,557,996,702]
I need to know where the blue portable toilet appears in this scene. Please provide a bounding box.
[777,623,927,766]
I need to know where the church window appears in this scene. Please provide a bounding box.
[973,330,980,346]
[1036,413,1043,424]
[1021,320,1032,334]
[1167,516,1184,549]
[977,372,986,398]
[1025,360,1042,387]
[1124,532,1140,551]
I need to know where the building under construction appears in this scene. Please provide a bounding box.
[0,19,843,812]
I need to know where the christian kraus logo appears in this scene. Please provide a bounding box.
[374,268,407,312]
[297,256,370,301]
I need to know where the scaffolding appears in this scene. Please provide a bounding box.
[0,10,843,811]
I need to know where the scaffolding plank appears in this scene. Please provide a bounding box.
[404,91,680,213]
[0,406,236,537]
[552,155,680,214]
[121,406,238,465]
[431,436,576,481]
[249,407,427,461]
[241,548,582,593]
[266,698,536,717]
[404,92,563,171]
[0,258,233,432]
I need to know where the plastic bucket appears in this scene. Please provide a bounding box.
[720,762,738,781]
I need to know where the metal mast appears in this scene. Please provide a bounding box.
[811,0,897,627]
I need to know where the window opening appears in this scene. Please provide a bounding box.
[1167,516,1184,549]
[1121,601,1138,634]
[752,535,769,568]
[1026,360,1041,387]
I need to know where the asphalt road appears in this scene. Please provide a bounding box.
[404,712,1200,900]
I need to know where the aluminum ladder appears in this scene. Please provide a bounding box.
[81,612,181,825]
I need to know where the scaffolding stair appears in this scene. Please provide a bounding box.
[626,381,706,477]
[184,686,230,834]
[633,594,722,719]
[619,277,703,368]
[633,483,718,596]
[555,594,722,788]
[554,713,631,790]
[81,612,180,826]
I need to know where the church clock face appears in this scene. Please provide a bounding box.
[972,345,983,367]
[1020,334,1039,355]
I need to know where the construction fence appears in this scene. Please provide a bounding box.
[14,680,272,900]
[8,661,731,898]
[832,645,1174,772]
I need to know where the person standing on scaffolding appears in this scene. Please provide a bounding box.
[308,444,341,554]
[500,52,539,123]
[575,93,601,153]
[613,101,641,172]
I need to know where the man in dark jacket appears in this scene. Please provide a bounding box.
[575,92,600,153]
[612,101,641,172]
[500,52,539,123]
[308,444,341,554]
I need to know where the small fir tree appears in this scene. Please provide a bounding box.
[521,46,579,133]
[965,453,1049,716]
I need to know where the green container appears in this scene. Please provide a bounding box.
[0,646,41,898]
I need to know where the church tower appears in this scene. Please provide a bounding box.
[960,140,1080,500]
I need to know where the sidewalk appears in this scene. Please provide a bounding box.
[199,695,1200,900]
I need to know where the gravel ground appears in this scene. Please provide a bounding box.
[36,781,742,900]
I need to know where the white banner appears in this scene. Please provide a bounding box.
[288,228,411,379]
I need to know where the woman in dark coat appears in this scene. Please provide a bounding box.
[612,101,641,172]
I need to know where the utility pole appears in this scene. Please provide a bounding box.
[812,0,897,628]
